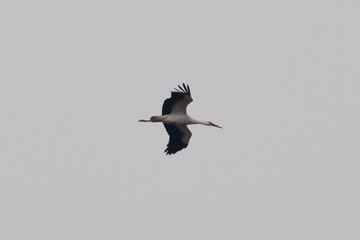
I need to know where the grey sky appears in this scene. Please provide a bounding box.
[1,0,359,239]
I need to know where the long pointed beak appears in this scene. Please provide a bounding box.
[210,122,222,129]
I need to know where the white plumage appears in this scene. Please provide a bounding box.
[139,83,222,155]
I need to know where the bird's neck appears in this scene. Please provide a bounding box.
[190,119,209,126]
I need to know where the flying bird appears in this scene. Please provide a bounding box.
[139,83,222,155]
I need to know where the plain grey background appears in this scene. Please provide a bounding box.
[1,0,359,239]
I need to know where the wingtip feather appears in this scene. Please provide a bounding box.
[170,83,191,95]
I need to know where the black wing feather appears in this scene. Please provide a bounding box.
[178,84,185,92]
[163,124,188,155]
[162,83,191,115]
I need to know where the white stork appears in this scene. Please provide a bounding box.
[139,83,222,155]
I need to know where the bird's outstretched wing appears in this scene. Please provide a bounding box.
[163,124,192,155]
[162,83,193,115]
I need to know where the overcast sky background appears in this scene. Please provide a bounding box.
[1,0,360,239]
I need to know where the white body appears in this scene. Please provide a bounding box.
[139,83,221,155]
